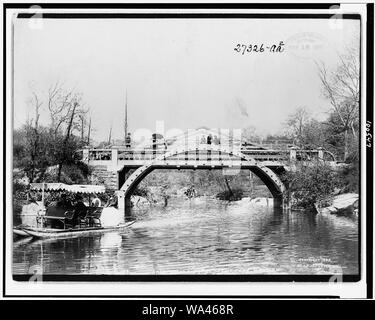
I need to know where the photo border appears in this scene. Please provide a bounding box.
[2,2,373,298]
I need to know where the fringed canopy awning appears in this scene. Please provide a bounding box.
[30,183,106,194]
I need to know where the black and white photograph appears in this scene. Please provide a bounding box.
[2,2,373,299]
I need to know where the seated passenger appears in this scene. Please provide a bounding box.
[56,194,73,209]
[91,197,102,207]
[75,195,87,219]
[105,196,118,208]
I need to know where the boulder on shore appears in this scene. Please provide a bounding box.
[318,193,358,215]
[249,197,274,206]
[130,195,151,207]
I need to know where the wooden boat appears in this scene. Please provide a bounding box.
[14,182,134,240]
[21,221,135,239]
[13,226,31,237]
[13,236,33,246]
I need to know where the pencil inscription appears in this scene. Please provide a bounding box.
[234,41,285,55]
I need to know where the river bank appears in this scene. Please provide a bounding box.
[317,193,359,216]
[130,190,360,219]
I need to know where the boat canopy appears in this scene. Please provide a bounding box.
[30,183,106,194]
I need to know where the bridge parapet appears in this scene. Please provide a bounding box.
[78,146,336,169]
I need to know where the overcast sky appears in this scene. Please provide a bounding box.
[13,16,360,141]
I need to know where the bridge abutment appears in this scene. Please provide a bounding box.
[116,191,132,217]
[273,196,283,209]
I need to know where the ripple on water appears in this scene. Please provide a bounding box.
[13,197,359,275]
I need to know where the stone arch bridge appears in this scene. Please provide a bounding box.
[81,139,336,215]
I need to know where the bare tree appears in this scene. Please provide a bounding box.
[242,125,261,144]
[36,81,90,181]
[316,43,360,160]
[17,82,91,183]
[24,90,43,182]
[56,100,80,181]
[87,117,92,145]
[79,114,85,141]
[47,81,88,140]
[285,107,311,147]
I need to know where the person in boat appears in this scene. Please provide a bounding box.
[62,195,88,228]
[27,192,38,204]
[105,195,118,208]
[56,193,73,209]
[74,195,88,219]
[42,193,74,228]
[91,197,102,207]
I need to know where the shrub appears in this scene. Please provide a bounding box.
[216,188,244,201]
[338,161,359,193]
[59,164,90,184]
[133,186,150,198]
[282,163,338,209]
[13,177,29,215]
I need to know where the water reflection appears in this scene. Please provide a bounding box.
[13,197,358,275]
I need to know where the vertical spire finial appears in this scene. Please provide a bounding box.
[124,90,128,145]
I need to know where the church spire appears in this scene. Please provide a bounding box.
[124,90,128,145]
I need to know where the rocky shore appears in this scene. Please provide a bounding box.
[317,193,359,216]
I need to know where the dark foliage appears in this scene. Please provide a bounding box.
[13,125,90,184]
[133,186,150,198]
[339,161,359,193]
[216,188,244,201]
[282,163,338,209]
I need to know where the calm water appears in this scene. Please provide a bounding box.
[13,197,359,275]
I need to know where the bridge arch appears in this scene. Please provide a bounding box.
[118,145,287,208]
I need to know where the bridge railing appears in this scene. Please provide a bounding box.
[78,146,335,166]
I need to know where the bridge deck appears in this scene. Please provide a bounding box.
[80,147,335,169]
[92,160,288,168]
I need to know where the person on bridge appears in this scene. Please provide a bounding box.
[207,134,212,145]
[213,135,220,145]
[125,133,132,148]
[207,134,213,160]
